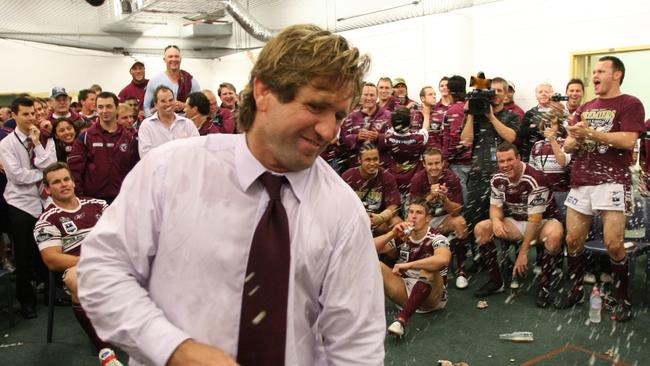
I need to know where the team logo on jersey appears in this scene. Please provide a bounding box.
[65,145,73,153]
[119,143,128,152]
[62,220,78,234]
[36,228,53,242]
[530,194,546,206]
[74,213,85,220]
[398,248,410,263]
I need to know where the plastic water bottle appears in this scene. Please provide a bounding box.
[498,331,534,342]
[589,286,602,323]
[99,348,124,366]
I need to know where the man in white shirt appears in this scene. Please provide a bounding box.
[0,97,57,318]
[137,85,199,158]
[77,24,385,366]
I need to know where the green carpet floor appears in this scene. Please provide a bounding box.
[0,254,648,366]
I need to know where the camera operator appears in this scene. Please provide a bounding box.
[460,77,520,235]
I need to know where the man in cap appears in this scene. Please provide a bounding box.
[503,81,525,121]
[119,61,149,114]
[48,87,85,128]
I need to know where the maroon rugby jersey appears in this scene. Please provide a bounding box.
[529,138,571,192]
[341,167,400,214]
[379,128,428,194]
[490,163,558,221]
[340,106,393,169]
[442,101,472,165]
[409,169,463,217]
[570,95,646,187]
[34,198,107,256]
[395,226,449,278]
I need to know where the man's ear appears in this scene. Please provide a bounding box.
[253,78,272,112]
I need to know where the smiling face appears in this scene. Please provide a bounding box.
[393,83,407,98]
[535,84,553,106]
[164,47,181,72]
[377,80,393,102]
[130,64,145,82]
[96,96,117,124]
[566,82,584,107]
[54,120,76,144]
[155,89,176,118]
[496,148,522,182]
[360,85,378,111]
[247,80,352,172]
[423,152,443,180]
[219,86,237,109]
[359,148,380,179]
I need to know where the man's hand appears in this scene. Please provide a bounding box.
[492,219,508,238]
[566,121,590,141]
[392,221,412,241]
[392,262,412,276]
[174,101,186,112]
[429,183,448,201]
[369,213,384,227]
[422,104,431,119]
[358,129,378,141]
[543,127,557,141]
[167,339,239,366]
[486,104,495,120]
[513,251,529,276]
[28,125,41,146]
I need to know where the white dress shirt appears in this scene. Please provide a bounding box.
[77,133,386,366]
[0,128,57,217]
[137,112,199,158]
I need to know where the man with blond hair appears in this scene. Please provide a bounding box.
[78,24,385,366]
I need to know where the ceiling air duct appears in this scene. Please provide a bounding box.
[219,0,276,42]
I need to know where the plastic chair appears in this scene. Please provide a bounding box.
[47,270,56,342]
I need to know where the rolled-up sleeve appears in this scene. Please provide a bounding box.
[318,211,385,365]
[77,154,190,366]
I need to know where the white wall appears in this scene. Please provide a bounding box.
[1,0,649,110]
[0,39,218,98]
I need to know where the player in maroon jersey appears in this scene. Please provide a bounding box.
[558,56,646,322]
[409,148,470,289]
[33,162,110,352]
[382,107,430,196]
[374,199,451,337]
[473,143,563,308]
[342,142,401,235]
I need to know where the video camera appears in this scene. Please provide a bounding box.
[467,72,495,116]
[551,93,569,102]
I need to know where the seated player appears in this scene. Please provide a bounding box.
[410,148,469,288]
[374,199,452,337]
[342,142,402,234]
[33,162,112,352]
[473,143,563,308]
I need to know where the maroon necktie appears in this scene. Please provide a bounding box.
[237,172,291,366]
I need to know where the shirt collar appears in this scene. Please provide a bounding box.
[14,127,29,141]
[234,133,307,202]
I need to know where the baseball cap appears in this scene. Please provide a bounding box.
[50,87,69,98]
[507,80,516,92]
[393,77,407,87]
[130,61,145,69]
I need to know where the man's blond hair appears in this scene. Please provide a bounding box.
[238,24,370,131]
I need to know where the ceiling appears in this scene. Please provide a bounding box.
[0,0,500,59]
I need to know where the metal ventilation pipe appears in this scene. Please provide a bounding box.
[219,0,275,42]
